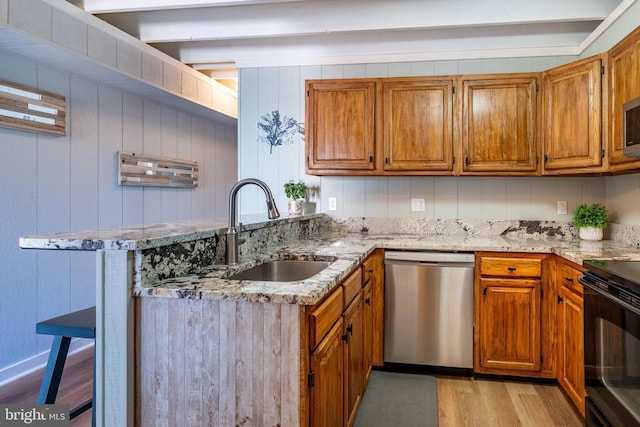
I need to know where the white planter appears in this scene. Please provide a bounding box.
[579,226,604,241]
[288,199,304,216]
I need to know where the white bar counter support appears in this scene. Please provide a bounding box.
[95,250,135,427]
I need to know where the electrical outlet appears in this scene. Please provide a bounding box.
[557,200,568,215]
[328,197,337,211]
[411,198,426,212]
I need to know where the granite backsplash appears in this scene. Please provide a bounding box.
[137,214,640,287]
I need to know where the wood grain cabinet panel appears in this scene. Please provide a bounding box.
[609,25,640,171]
[477,277,541,372]
[310,318,344,427]
[304,252,384,427]
[474,252,555,378]
[382,79,454,172]
[343,293,364,427]
[305,79,376,172]
[461,74,539,175]
[362,249,385,367]
[542,55,606,173]
[556,258,585,416]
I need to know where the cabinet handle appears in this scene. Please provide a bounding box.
[365,297,371,305]
[347,324,353,335]
[507,267,517,272]
[483,287,487,296]
[558,296,564,303]
[565,277,574,282]
[368,269,374,273]
[369,156,373,163]
[342,333,349,343]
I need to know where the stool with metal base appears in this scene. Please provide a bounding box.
[36,306,96,426]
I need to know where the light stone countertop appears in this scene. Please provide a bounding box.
[20,216,640,306]
[135,232,640,305]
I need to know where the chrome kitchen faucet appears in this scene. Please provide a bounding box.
[226,178,280,264]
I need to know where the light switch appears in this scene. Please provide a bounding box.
[557,200,568,215]
[411,198,426,212]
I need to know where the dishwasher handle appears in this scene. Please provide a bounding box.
[384,250,475,265]
[385,259,475,268]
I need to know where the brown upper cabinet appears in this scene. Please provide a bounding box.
[306,79,376,172]
[382,78,454,172]
[609,25,640,171]
[541,55,607,174]
[304,24,640,176]
[460,74,539,175]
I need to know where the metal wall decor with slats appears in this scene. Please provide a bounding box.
[118,151,198,188]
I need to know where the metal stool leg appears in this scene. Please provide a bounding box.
[36,336,71,404]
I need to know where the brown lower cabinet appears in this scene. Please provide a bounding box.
[304,249,384,427]
[474,252,556,378]
[556,257,586,416]
[307,250,587,426]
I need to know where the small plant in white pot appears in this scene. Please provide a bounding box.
[284,181,307,216]
[572,203,608,241]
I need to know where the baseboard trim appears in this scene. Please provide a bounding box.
[0,339,93,387]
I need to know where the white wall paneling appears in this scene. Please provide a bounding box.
[0,46,237,378]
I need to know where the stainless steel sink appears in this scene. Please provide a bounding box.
[228,259,332,281]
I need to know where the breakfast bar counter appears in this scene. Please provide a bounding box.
[19,214,640,426]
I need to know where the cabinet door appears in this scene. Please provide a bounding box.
[362,280,373,383]
[461,75,539,174]
[383,79,454,171]
[558,285,585,417]
[343,294,364,427]
[306,80,376,172]
[477,277,541,372]
[363,249,385,367]
[609,26,640,170]
[542,55,604,173]
[310,318,344,427]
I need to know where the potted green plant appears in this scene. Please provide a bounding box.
[284,181,307,216]
[572,203,608,241]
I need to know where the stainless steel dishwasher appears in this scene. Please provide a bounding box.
[384,250,475,369]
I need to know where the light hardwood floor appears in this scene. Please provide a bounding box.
[0,348,583,426]
[0,347,94,426]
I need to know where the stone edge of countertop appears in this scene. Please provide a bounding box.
[134,233,640,306]
[18,214,325,250]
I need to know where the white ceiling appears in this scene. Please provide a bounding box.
[66,0,633,83]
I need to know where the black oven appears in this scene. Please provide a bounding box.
[580,260,640,427]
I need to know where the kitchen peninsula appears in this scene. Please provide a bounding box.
[19,214,640,426]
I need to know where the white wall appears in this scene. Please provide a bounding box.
[238,57,608,222]
[0,49,237,376]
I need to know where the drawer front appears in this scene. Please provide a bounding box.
[343,268,363,306]
[559,261,584,295]
[309,286,344,350]
[362,255,375,286]
[480,257,542,278]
